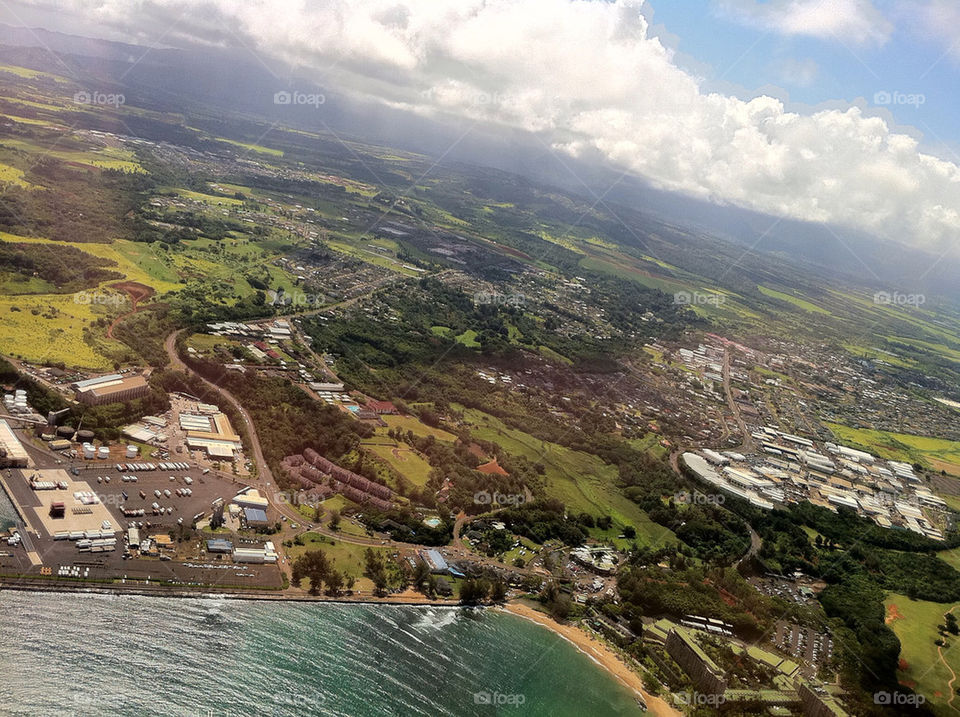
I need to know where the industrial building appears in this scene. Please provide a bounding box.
[0,419,29,467]
[181,410,242,459]
[74,374,150,405]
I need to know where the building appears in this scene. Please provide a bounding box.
[206,538,233,553]
[243,507,269,528]
[74,374,150,405]
[665,627,727,696]
[182,410,242,459]
[233,544,278,564]
[0,419,29,467]
[420,549,449,574]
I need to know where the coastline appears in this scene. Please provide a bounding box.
[502,602,680,717]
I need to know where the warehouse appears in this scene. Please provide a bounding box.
[243,507,269,528]
[74,374,150,405]
[0,419,29,467]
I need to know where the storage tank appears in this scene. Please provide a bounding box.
[98,446,110,460]
[126,445,138,459]
[82,443,96,459]
[76,430,95,442]
[57,425,74,438]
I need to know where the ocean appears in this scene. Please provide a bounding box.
[0,592,644,716]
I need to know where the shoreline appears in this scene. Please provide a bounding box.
[501,602,680,717]
[0,580,457,606]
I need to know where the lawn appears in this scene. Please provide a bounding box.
[362,440,434,487]
[461,407,674,547]
[285,531,392,590]
[884,593,960,712]
[379,414,457,442]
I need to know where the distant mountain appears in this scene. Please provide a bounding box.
[0,23,954,298]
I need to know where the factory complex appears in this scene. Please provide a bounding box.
[683,426,948,541]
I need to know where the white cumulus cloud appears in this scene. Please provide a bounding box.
[715,0,893,45]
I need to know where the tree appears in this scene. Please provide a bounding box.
[325,569,344,597]
[329,509,341,531]
[490,578,508,603]
[364,548,389,596]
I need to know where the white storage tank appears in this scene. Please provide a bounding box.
[98,446,110,460]
[126,445,138,459]
[82,443,96,459]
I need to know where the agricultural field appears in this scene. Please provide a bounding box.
[885,593,960,714]
[460,407,673,547]
[0,161,34,188]
[757,285,831,315]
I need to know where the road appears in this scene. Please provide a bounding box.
[723,348,754,451]
[164,330,273,485]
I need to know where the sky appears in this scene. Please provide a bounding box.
[5,0,960,255]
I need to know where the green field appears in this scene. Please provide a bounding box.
[380,414,457,442]
[825,423,960,477]
[285,532,392,590]
[460,407,673,547]
[362,440,433,487]
[885,593,960,713]
[758,285,831,315]
[455,329,480,347]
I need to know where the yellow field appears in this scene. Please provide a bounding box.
[0,162,34,188]
[0,292,126,369]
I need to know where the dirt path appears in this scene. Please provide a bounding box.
[106,281,155,339]
[941,606,959,713]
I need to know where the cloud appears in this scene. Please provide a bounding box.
[715,0,893,45]
[914,0,960,63]
[24,0,960,252]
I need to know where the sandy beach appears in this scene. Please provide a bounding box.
[503,602,680,716]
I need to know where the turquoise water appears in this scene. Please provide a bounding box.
[0,592,644,716]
